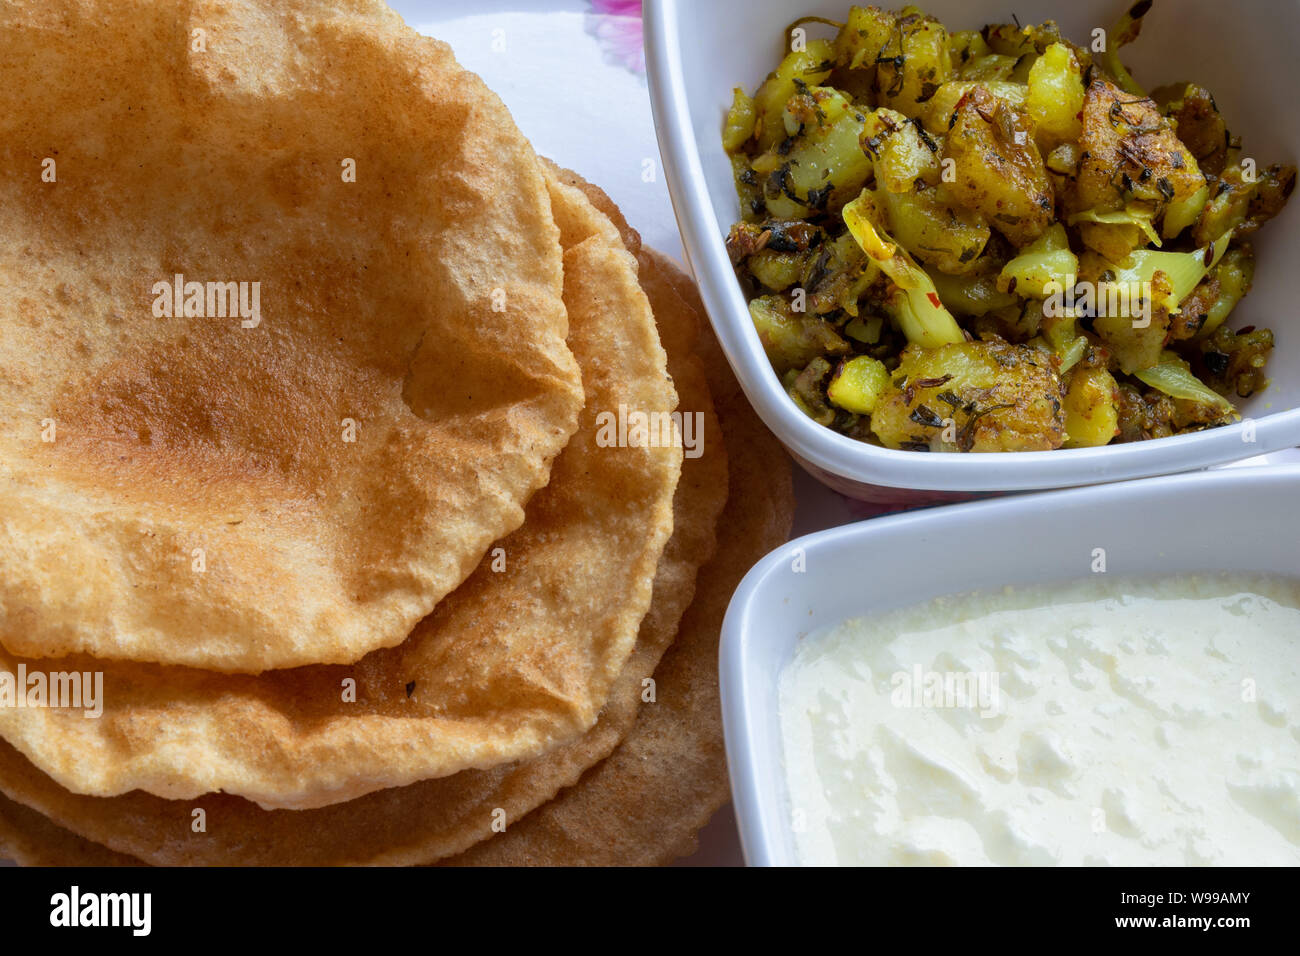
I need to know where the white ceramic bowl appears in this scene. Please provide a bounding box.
[645,0,1300,502]
[719,463,1300,866]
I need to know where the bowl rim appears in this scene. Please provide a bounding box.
[643,0,1300,493]
[718,462,1300,866]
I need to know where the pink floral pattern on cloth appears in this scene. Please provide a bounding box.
[586,0,644,75]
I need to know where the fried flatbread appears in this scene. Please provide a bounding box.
[0,0,586,673]
[0,176,728,864]
[0,790,136,868]
[0,247,793,869]
[447,288,795,865]
[0,169,681,811]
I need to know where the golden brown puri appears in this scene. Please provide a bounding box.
[0,790,137,868]
[0,244,791,870]
[0,0,584,673]
[0,178,722,865]
[544,159,644,258]
[0,170,682,812]
[0,174,722,868]
[446,294,796,866]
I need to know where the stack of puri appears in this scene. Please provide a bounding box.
[0,0,793,866]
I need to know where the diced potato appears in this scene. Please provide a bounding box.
[746,248,805,291]
[1071,75,1205,219]
[736,226,875,316]
[942,85,1054,246]
[947,29,991,67]
[877,184,990,275]
[783,359,836,426]
[1025,43,1084,151]
[1074,219,1152,262]
[1193,163,1297,245]
[1092,270,1174,374]
[749,295,849,373]
[1198,324,1272,398]
[982,20,1068,58]
[828,355,891,413]
[862,108,941,192]
[1192,164,1254,244]
[1115,383,1177,442]
[722,87,757,152]
[730,154,764,222]
[1157,83,1229,176]
[1169,268,1219,341]
[726,218,820,264]
[752,42,835,152]
[869,339,1066,451]
[1044,142,1078,177]
[1062,365,1120,447]
[1241,164,1298,235]
[845,314,885,344]
[922,80,1027,135]
[960,53,1017,81]
[872,7,953,119]
[835,5,898,70]
[803,232,879,316]
[762,88,872,220]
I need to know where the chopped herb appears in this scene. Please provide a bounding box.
[911,117,938,153]
[1204,351,1229,375]
[913,374,954,389]
[806,184,832,210]
[957,402,1015,452]
[909,404,946,428]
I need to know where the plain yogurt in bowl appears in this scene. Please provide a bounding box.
[778,574,1300,866]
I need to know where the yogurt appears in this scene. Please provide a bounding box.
[778,575,1300,865]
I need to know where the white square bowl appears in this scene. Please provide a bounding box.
[718,463,1300,866]
[645,0,1300,502]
